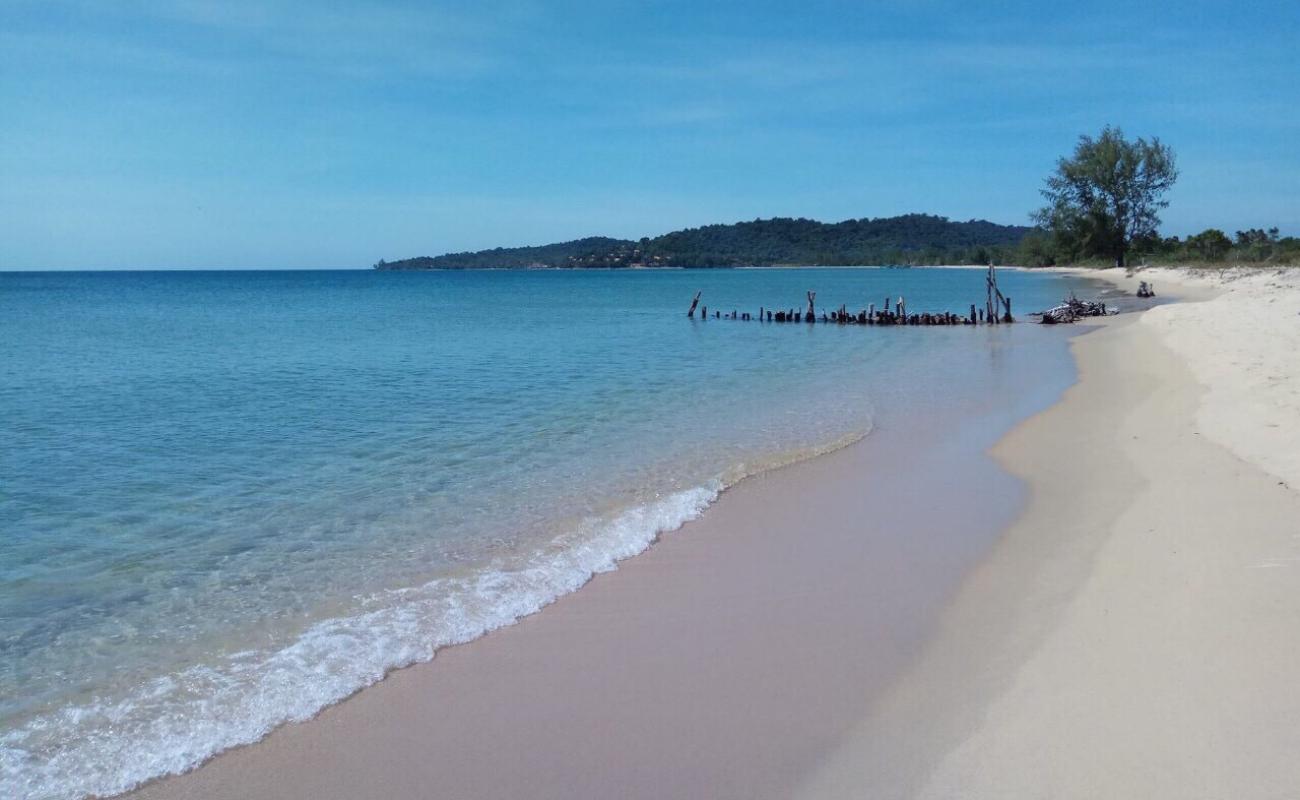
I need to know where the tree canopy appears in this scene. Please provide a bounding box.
[1034,126,1178,267]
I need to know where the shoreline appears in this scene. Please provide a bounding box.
[126,307,1082,799]
[122,265,1300,799]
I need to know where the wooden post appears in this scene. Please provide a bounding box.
[701,305,707,319]
[806,291,816,320]
[686,291,702,318]
[868,303,875,324]
[986,264,995,325]
[1002,296,1012,323]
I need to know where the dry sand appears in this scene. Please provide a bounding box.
[798,267,1300,799]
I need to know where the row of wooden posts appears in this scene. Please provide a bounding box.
[685,265,1014,326]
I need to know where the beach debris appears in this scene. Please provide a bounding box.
[1031,293,1117,324]
[1137,280,1156,298]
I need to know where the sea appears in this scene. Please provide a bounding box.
[0,267,1100,799]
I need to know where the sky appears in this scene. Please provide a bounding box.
[1,1,1297,269]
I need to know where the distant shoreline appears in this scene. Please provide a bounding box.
[373,214,1030,271]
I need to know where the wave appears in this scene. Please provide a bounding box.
[0,429,867,800]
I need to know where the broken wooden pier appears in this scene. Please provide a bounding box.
[685,265,1015,327]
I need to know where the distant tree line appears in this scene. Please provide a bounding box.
[374,214,1030,270]
[375,237,635,270]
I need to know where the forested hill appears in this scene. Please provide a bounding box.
[373,214,1032,270]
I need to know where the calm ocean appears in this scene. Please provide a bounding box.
[1,267,1094,799]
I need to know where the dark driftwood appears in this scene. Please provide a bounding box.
[687,291,702,318]
[1033,294,1114,323]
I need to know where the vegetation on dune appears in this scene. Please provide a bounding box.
[1021,225,1300,269]
[1032,125,1178,269]
[1129,227,1300,267]
[1025,126,1298,268]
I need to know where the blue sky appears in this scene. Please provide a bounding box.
[1,1,1296,269]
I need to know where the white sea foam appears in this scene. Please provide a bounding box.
[0,483,726,800]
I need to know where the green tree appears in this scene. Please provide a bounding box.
[1017,230,1057,266]
[1034,126,1178,267]
[1187,229,1232,261]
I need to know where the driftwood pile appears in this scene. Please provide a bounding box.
[1032,294,1116,324]
[1137,281,1156,298]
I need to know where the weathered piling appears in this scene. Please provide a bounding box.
[686,265,1026,331]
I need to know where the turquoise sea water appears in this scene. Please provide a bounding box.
[1,268,1092,799]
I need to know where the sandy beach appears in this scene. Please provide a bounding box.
[125,266,1300,800]
[799,266,1300,798]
